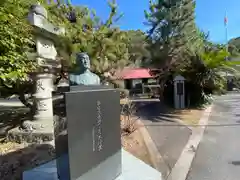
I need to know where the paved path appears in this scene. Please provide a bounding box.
[135,102,191,177]
[186,94,240,180]
[0,97,23,107]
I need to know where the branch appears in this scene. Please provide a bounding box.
[18,93,33,110]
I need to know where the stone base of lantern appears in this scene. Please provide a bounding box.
[7,118,55,144]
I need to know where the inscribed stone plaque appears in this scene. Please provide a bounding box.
[55,86,121,180]
[36,37,57,59]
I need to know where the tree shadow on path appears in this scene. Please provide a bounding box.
[134,101,181,123]
[134,101,192,178]
[0,106,30,138]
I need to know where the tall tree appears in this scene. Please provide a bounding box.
[145,0,197,71]
[145,0,200,101]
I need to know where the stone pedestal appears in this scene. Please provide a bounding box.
[173,75,185,109]
[23,149,163,180]
[7,3,64,143]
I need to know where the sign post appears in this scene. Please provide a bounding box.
[173,75,185,109]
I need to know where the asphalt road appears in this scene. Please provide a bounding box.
[186,94,240,180]
[135,102,191,178]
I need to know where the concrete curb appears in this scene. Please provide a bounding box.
[135,118,170,176]
[166,105,213,180]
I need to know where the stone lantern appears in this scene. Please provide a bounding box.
[7,3,65,143]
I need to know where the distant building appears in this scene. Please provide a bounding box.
[113,68,160,96]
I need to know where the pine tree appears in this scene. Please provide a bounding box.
[46,0,131,77]
[145,0,198,71]
[126,30,151,67]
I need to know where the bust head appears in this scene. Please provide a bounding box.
[76,52,90,70]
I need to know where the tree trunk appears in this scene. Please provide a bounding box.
[18,93,34,114]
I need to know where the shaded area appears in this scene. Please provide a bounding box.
[0,143,55,180]
[0,106,29,138]
[135,102,179,122]
[53,94,66,117]
[134,101,191,178]
[0,98,59,180]
[230,161,240,166]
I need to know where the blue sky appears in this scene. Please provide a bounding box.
[72,0,240,43]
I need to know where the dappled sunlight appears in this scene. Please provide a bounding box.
[0,142,55,179]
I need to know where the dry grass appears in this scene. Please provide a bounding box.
[122,129,153,166]
[0,140,24,156]
[174,108,204,125]
[120,98,130,105]
[121,115,153,167]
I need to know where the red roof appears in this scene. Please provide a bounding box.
[115,68,155,79]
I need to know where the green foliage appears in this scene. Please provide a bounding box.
[144,0,201,102]
[0,0,140,99]
[228,37,240,61]
[125,30,151,67]
[0,0,35,92]
[145,0,197,70]
[228,37,240,51]
[0,0,152,105]
[44,0,131,77]
[182,41,240,106]
[144,0,240,106]
[4,0,238,110]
